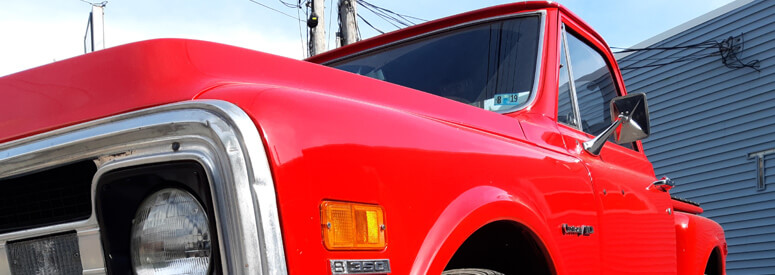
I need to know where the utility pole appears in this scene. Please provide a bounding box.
[84,1,107,53]
[307,0,326,56]
[338,0,359,46]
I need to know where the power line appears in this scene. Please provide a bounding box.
[618,36,760,71]
[717,35,760,71]
[611,41,717,53]
[279,0,300,8]
[358,1,408,28]
[246,0,304,22]
[79,0,107,6]
[360,0,426,24]
[620,54,717,70]
[363,2,409,27]
[619,54,715,62]
[353,0,427,35]
[358,2,403,29]
[396,14,426,23]
[357,13,384,34]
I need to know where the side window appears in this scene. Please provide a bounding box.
[330,16,541,113]
[562,28,636,151]
[557,31,576,128]
[565,32,618,136]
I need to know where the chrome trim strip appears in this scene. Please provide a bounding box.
[77,227,105,274]
[324,10,547,114]
[0,241,9,275]
[82,268,107,275]
[561,24,583,130]
[0,100,288,275]
[520,10,548,114]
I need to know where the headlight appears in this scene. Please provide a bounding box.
[130,188,212,274]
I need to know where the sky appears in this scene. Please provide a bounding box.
[0,0,736,77]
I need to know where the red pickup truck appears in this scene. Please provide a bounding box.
[0,1,726,275]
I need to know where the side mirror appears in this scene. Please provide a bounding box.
[583,93,651,155]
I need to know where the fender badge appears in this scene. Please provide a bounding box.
[331,259,391,274]
[561,223,594,236]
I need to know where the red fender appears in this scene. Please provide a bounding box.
[411,185,561,275]
[674,212,727,275]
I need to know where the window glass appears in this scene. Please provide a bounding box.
[329,16,540,112]
[565,32,618,136]
[557,34,576,128]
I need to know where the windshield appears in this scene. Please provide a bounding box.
[328,15,541,112]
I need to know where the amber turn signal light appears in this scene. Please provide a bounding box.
[321,201,386,250]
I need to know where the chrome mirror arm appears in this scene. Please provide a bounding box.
[583,114,627,156]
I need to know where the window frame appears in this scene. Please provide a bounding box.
[559,23,624,132]
[324,11,547,114]
[559,23,639,151]
[559,24,583,130]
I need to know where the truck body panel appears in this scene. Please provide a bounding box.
[199,84,599,274]
[0,1,727,274]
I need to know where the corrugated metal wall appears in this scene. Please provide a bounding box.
[618,0,775,273]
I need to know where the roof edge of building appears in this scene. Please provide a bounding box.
[616,0,756,60]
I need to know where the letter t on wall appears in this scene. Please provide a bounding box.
[748,148,775,191]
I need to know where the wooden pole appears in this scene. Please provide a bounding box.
[338,0,358,46]
[308,0,326,56]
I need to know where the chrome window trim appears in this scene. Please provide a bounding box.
[0,241,7,275]
[0,100,287,275]
[324,10,547,114]
[561,23,583,130]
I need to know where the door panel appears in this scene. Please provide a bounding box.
[558,25,677,274]
[595,144,677,274]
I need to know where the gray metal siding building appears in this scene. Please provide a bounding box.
[618,0,775,273]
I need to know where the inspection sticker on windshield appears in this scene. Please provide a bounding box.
[494,92,528,105]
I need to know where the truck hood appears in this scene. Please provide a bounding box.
[0,39,525,144]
